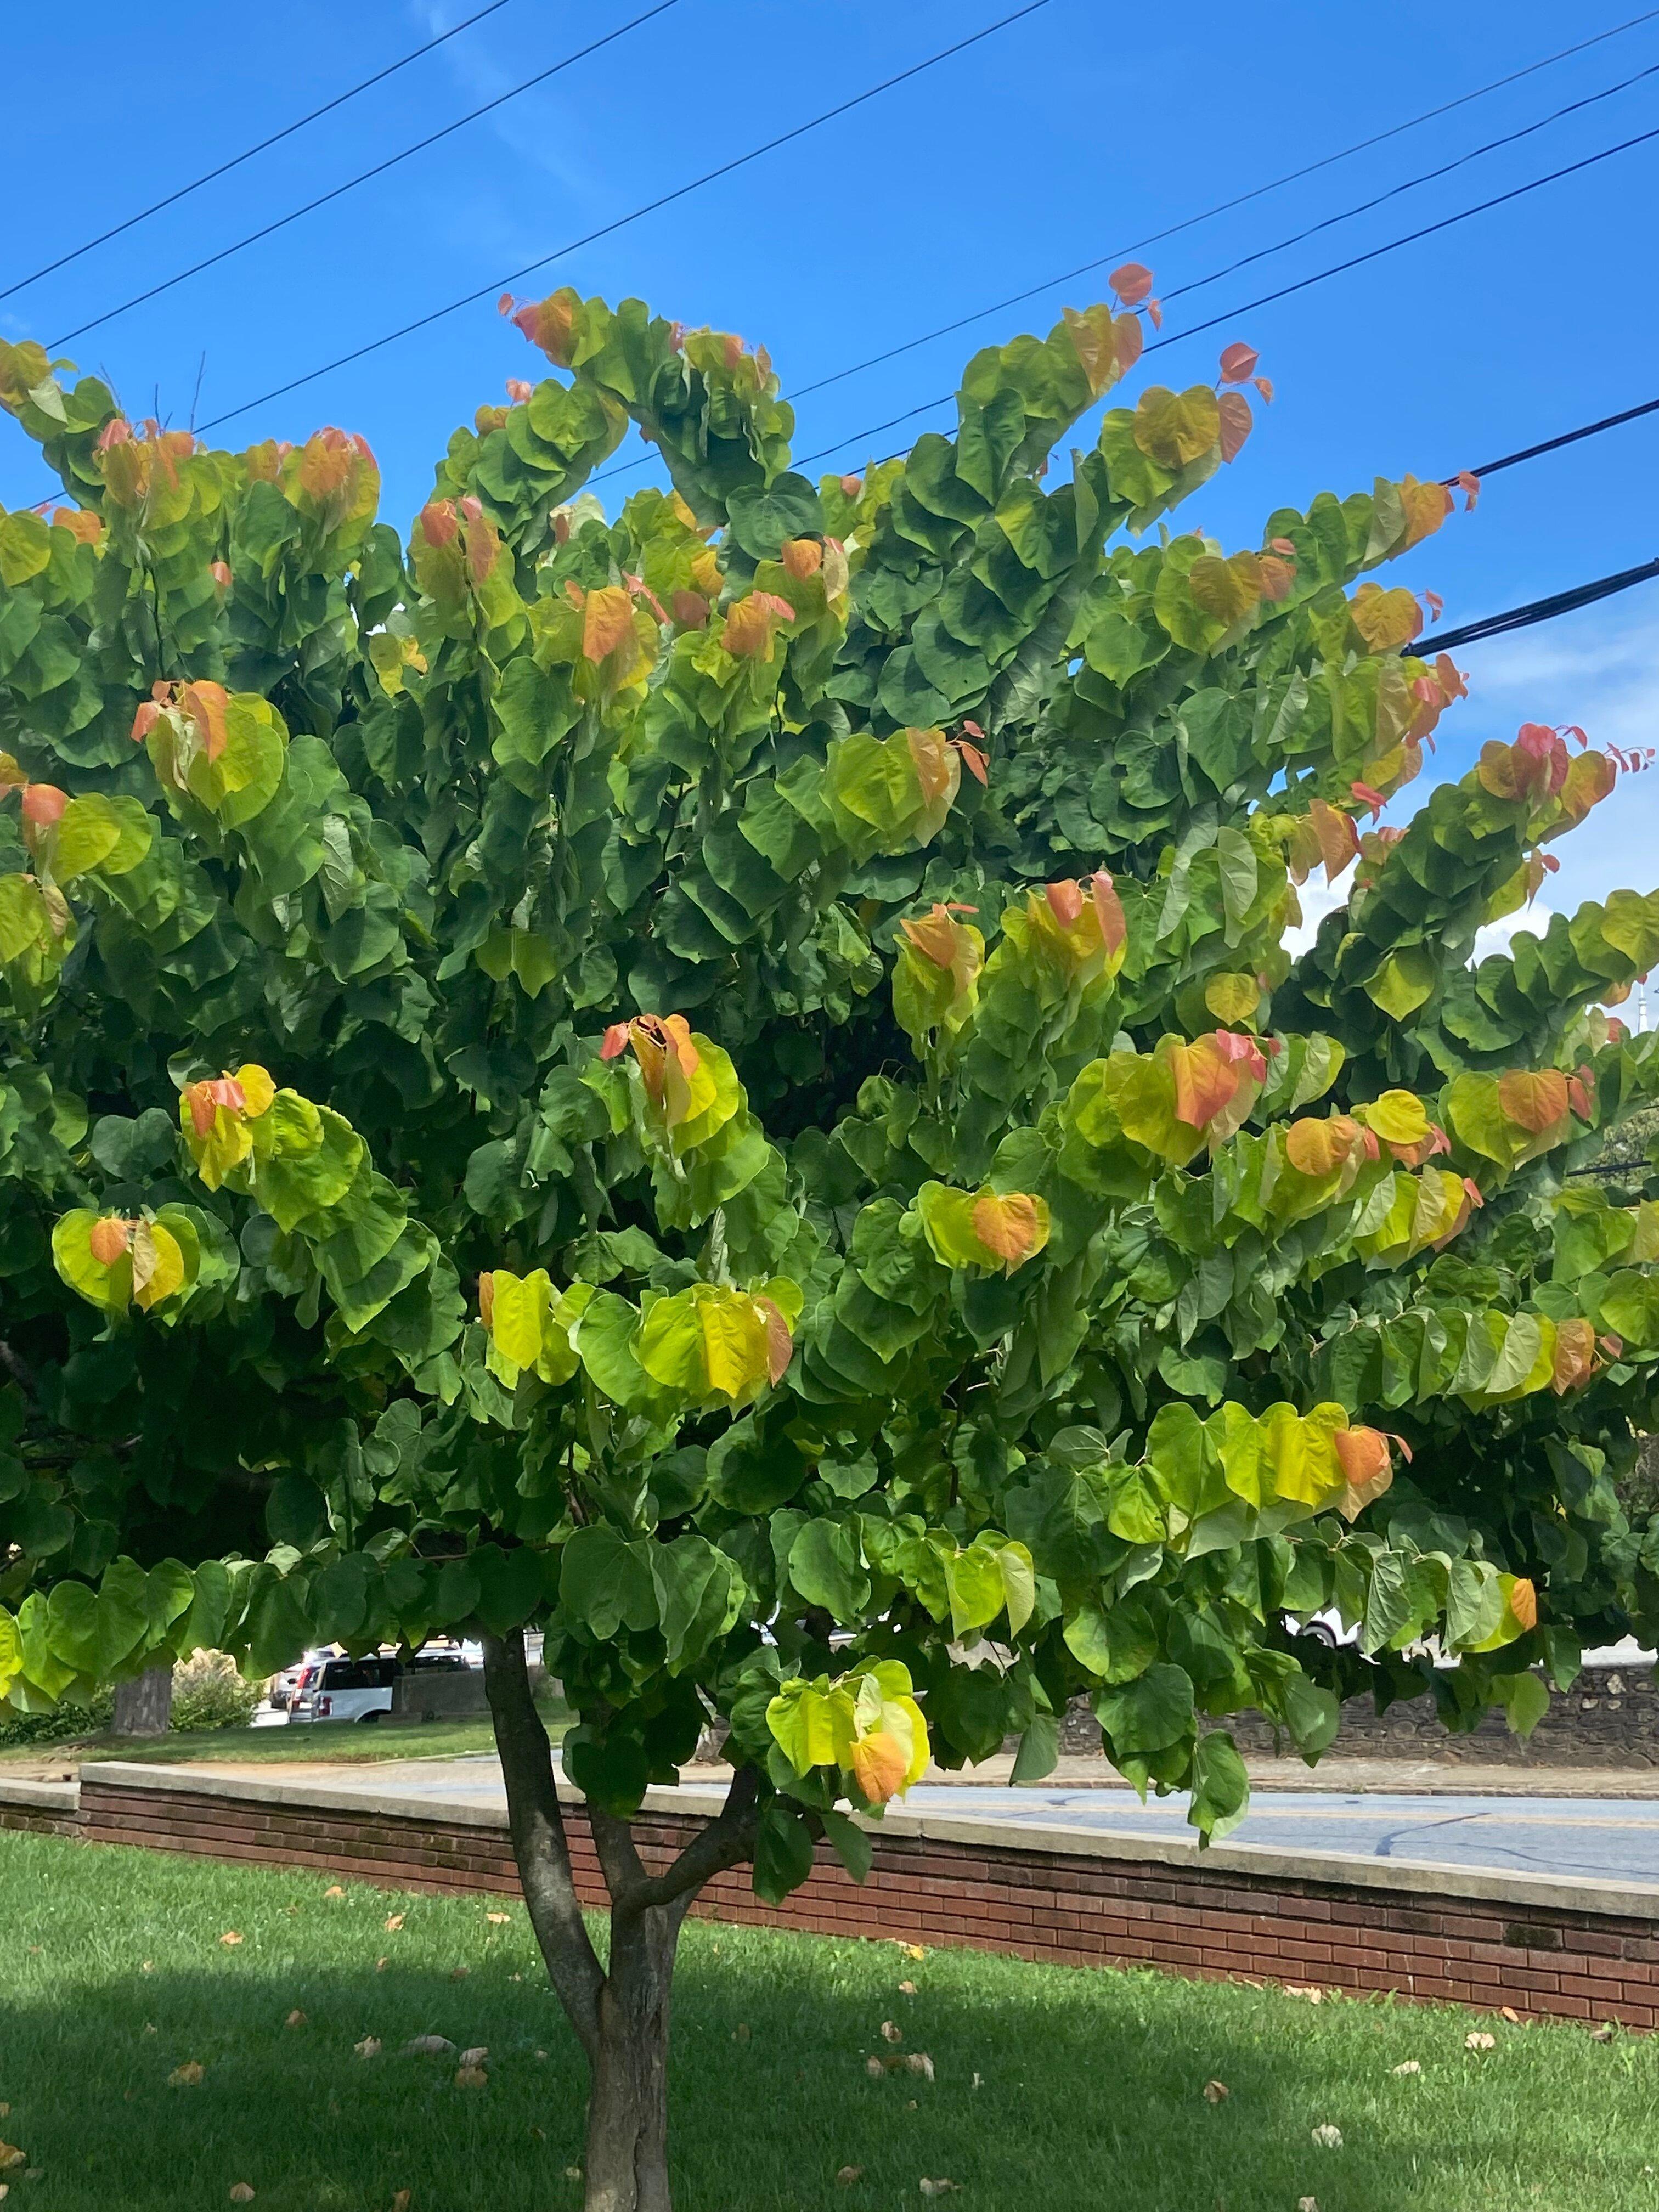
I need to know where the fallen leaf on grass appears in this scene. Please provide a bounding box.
[0,2186,9,2202]
[449,1967,470,1983]
[534,2050,548,2062]
[905,2054,935,2081]
[1310,2124,1342,2149]
[385,1916,405,1933]
[402,2037,455,2057]
[1499,2006,1521,2023]
[865,2057,885,2080]
[219,1932,243,1948]
[355,2039,382,2061]
[1203,2080,1229,2104]
[459,2047,488,2068]
[454,2067,488,2090]
[391,2193,410,2211]
[898,1980,917,1996]
[375,1958,389,1973]
[836,2167,864,2187]
[1465,2032,1496,2052]
[0,2148,24,2174]
[1283,1986,1323,2003]
[486,1912,511,1925]
[1590,2025,1617,2043]
[528,2126,544,2142]
[324,1887,345,1900]
[1298,2199,1319,2212]
[732,2024,751,2045]
[285,2011,306,2029]
[919,2183,959,2199]
[142,2024,157,2036]
[229,2187,256,2203]
[141,1962,153,1973]
[901,1944,926,1961]
[971,2073,983,2091]
[167,2064,205,2089]
[0,2106,8,2119]
[1391,2061,1420,2076]
[881,2022,902,2044]
[564,2169,582,2182]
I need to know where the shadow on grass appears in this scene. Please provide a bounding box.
[1,1832,1655,2211]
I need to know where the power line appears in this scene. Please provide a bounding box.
[1417,557,1659,654]
[0,0,512,307]
[1457,393,1659,479]
[50,1,682,349]
[191,0,1056,436]
[785,113,1659,473]
[589,10,1659,492]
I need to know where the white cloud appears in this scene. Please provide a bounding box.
[1470,903,1555,967]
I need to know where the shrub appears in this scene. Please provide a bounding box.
[169,1650,260,1732]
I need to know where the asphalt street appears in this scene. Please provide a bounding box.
[325,1757,1659,1889]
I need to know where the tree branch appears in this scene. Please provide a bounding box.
[614,1765,761,1920]
[481,1628,605,2060]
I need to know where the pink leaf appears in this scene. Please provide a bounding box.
[1351,781,1387,821]
[1218,342,1259,385]
[1108,262,1154,306]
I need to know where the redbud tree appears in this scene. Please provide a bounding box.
[4,266,1659,2208]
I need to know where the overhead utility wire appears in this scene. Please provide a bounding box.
[1412,558,1659,654]
[787,114,1659,472]
[0,0,512,305]
[193,0,1056,435]
[50,1,682,348]
[595,46,1659,489]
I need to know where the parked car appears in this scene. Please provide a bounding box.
[267,1646,342,1712]
[290,1653,399,1724]
[287,1641,483,1724]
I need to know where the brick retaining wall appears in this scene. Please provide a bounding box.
[13,1765,1645,2032]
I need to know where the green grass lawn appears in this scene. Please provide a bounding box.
[2,1832,1657,2210]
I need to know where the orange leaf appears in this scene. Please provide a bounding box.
[1333,1426,1393,1521]
[1090,870,1126,956]
[899,904,964,970]
[1308,798,1361,879]
[1550,1318,1596,1395]
[954,739,989,785]
[851,1730,909,1804]
[1509,1577,1538,1632]
[582,585,635,664]
[20,783,67,831]
[781,538,822,581]
[88,1218,128,1271]
[755,1296,794,1385]
[970,1190,1048,1272]
[670,589,709,629]
[1497,1069,1568,1135]
[906,726,957,807]
[1285,1119,1345,1177]
[723,591,794,660]
[1216,392,1253,465]
[1169,1038,1238,1131]
[1045,881,1084,928]
[179,680,230,762]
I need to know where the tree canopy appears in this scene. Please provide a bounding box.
[4,269,1659,2206]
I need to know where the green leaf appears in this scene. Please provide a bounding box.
[788,1520,870,1624]
[753,1797,817,1905]
[559,1525,657,1640]
[821,1808,873,1883]
[1094,1662,1194,1756]
[1188,1730,1250,1842]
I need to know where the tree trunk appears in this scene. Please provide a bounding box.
[582,1906,682,2212]
[481,1628,759,2212]
[112,1663,173,1736]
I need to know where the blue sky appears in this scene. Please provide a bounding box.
[4,0,1658,923]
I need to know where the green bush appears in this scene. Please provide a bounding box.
[168,1651,260,1733]
[0,1689,113,1746]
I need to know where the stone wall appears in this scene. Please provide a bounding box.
[1057,1659,1659,1768]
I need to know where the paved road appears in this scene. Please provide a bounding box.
[326,1757,1659,1889]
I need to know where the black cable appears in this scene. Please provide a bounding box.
[50,1,682,349]
[0,0,512,306]
[595,46,1659,490]
[191,0,1056,436]
[1455,394,1659,479]
[787,114,1659,473]
[1415,558,1659,654]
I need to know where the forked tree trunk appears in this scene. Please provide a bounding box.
[482,1628,758,2212]
[112,1662,173,1736]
